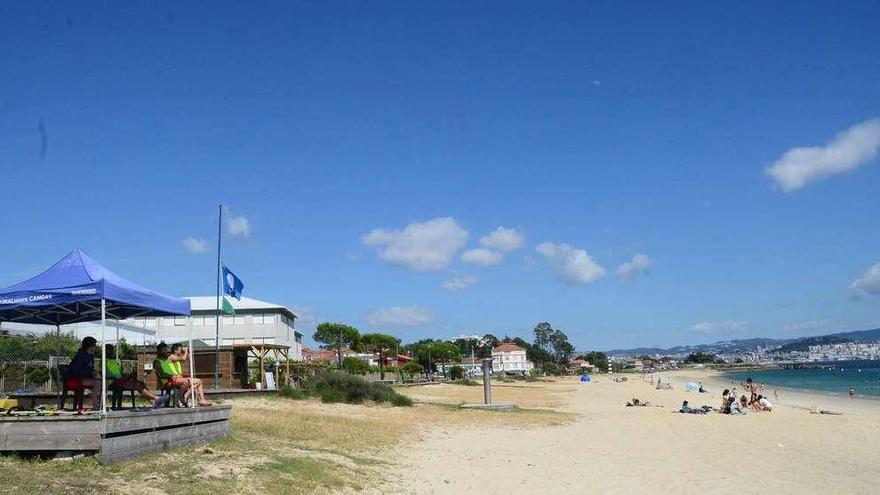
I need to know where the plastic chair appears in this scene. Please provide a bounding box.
[58,364,84,410]
[110,385,137,409]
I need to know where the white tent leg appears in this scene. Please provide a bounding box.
[101,299,107,414]
[189,328,196,408]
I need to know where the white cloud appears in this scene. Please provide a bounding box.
[442,275,477,291]
[479,227,525,252]
[365,306,432,327]
[181,237,208,254]
[765,118,880,192]
[616,253,651,281]
[691,320,748,334]
[224,210,252,238]
[461,248,503,266]
[362,217,469,271]
[535,242,605,284]
[851,262,880,297]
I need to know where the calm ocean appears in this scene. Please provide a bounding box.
[723,360,880,397]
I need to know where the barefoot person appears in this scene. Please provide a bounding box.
[67,337,100,409]
[105,344,168,408]
[167,343,211,406]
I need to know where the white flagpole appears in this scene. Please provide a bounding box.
[189,323,196,408]
[100,299,107,414]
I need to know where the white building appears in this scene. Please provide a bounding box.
[0,296,305,361]
[437,356,487,377]
[492,343,534,375]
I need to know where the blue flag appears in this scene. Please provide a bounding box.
[222,264,244,300]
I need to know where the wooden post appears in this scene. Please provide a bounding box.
[259,345,266,389]
[285,348,291,387]
[482,358,493,404]
[271,348,280,388]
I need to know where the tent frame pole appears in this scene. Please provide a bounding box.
[100,298,107,414]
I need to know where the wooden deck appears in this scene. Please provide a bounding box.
[0,405,232,463]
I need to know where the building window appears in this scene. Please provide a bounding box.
[145,317,157,327]
[253,314,274,325]
[174,316,186,326]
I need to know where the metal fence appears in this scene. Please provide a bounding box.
[0,340,138,394]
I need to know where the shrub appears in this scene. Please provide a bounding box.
[401,361,423,378]
[452,379,478,386]
[541,362,564,376]
[389,393,414,407]
[448,365,465,380]
[279,385,309,400]
[298,371,412,406]
[319,388,347,403]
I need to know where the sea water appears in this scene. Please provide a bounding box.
[723,360,880,397]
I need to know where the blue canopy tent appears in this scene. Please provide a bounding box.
[0,249,190,412]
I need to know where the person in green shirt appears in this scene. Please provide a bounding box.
[105,344,168,408]
[167,343,211,406]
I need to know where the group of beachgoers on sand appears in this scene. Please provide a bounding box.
[64,336,212,410]
[626,375,775,415]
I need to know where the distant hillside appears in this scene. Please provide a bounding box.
[606,327,880,357]
[773,336,851,353]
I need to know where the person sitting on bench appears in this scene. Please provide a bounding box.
[168,343,211,406]
[67,336,100,410]
[155,343,211,406]
[154,342,187,405]
[105,344,168,408]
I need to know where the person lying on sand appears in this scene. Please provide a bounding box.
[678,401,709,414]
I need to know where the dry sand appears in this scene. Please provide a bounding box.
[390,371,880,494]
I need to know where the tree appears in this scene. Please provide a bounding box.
[449,365,465,380]
[580,351,608,372]
[313,322,361,367]
[482,334,500,350]
[550,329,575,363]
[526,344,552,366]
[361,333,401,380]
[342,356,370,375]
[533,322,553,352]
[452,337,492,359]
[684,352,717,364]
[414,341,461,372]
[401,361,423,379]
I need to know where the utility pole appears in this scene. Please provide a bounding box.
[338,325,343,369]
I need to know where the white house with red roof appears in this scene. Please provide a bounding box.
[491,343,534,375]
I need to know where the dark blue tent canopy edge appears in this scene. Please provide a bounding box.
[0,249,191,325]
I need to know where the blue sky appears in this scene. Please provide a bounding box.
[2,1,879,350]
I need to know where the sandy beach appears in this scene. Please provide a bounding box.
[391,371,880,494]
